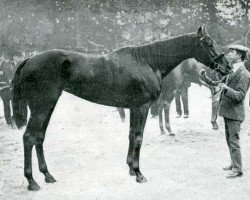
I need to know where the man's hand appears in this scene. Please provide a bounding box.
[219,83,230,90]
[199,69,206,77]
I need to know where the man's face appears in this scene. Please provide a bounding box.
[226,49,241,64]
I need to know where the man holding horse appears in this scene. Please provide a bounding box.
[200,44,250,178]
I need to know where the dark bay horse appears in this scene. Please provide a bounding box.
[151,58,223,135]
[11,27,230,191]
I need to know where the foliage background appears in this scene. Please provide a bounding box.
[0,0,249,58]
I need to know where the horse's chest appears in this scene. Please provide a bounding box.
[123,68,161,104]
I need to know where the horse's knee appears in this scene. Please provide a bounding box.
[126,157,133,165]
[36,132,45,144]
[158,104,164,112]
[5,116,12,125]
[23,133,36,146]
[38,162,48,173]
[134,134,143,149]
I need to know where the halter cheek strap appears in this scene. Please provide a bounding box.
[199,39,227,72]
[210,54,225,69]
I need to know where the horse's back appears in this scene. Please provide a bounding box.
[24,49,70,71]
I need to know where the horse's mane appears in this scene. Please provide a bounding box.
[116,32,197,67]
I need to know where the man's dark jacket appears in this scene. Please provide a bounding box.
[201,63,250,121]
[219,64,250,121]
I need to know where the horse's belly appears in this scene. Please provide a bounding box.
[65,72,161,108]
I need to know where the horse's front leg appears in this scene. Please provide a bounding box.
[150,100,159,118]
[211,100,219,130]
[127,105,149,183]
[158,102,166,135]
[163,101,175,136]
[126,119,135,176]
[163,92,175,136]
[210,88,221,130]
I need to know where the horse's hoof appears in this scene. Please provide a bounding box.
[169,133,175,137]
[129,169,136,176]
[45,174,57,183]
[136,175,147,183]
[7,123,15,129]
[28,182,40,191]
[160,131,166,135]
[183,114,189,118]
[212,124,219,130]
[211,122,219,130]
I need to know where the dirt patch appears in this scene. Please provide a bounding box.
[1,85,250,200]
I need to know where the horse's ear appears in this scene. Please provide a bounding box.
[197,27,203,37]
[203,27,209,36]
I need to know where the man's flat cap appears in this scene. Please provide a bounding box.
[228,44,250,53]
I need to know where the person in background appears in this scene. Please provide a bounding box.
[244,51,250,106]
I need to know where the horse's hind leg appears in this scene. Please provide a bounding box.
[35,99,59,184]
[157,95,166,134]
[23,115,43,191]
[24,97,60,191]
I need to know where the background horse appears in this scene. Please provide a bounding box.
[150,58,222,136]
[118,59,222,134]
[11,27,230,191]
[0,59,19,126]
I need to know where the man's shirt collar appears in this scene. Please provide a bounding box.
[232,61,244,73]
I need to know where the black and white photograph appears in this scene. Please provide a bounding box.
[1,0,250,199]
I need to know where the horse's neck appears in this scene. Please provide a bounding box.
[137,35,197,78]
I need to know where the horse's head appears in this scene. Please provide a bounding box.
[193,27,231,76]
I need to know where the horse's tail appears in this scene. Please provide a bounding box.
[11,58,29,129]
